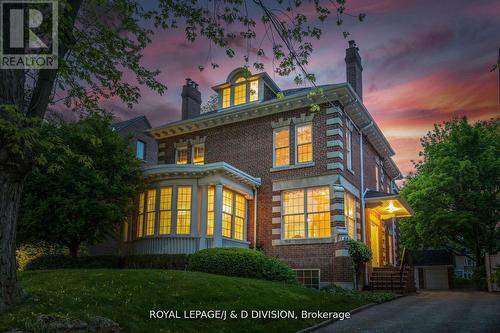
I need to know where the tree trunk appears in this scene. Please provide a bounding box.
[0,171,25,310]
[68,241,80,258]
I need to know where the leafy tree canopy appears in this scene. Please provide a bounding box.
[18,114,142,257]
[400,118,500,261]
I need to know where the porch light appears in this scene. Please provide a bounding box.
[386,201,400,213]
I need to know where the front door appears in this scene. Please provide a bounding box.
[370,219,380,267]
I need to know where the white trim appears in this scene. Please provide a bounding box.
[294,122,313,165]
[273,126,290,168]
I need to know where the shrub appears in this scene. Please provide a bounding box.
[490,266,500,285]
[16,243,65,271]
[187,248,296,283]
[472,266,487,290]
[453,277,475,289]
[25,255,122,270]
[322,284,396,304]
[123,254,189,270]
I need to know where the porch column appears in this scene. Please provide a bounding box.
[199,185,208,249]
[214,184,223,247]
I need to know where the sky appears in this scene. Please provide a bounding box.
[99,0,500,176]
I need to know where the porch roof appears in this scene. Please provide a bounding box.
[141,162,262,188]
[364,190,414,219]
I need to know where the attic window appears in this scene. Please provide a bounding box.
[220,76,259,109]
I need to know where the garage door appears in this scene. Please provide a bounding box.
[425,268,449,289]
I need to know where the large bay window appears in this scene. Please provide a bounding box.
[234,194,245,240]
[274,127,290,167]
[176,146,188,164]
[296,124,312,163]
[222,189,233,238]
[159,187,172,235]
[214,187,247,240]
[192,143,205,165]
[176,186,192,234]
[207,186,215,236]
[145,189,156,236]
[344,191,356,239]
[282,187,330,239]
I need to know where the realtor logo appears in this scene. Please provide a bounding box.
[1,0,58,69]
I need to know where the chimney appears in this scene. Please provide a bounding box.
[181,78,202,120]
[345,40,363,101]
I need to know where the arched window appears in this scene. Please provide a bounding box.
[220,72,259,109]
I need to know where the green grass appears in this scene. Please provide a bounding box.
[0,269,367,333]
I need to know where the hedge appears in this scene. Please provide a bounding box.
[123,254,189,270]
[187,248,296,283]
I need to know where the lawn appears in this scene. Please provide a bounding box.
[0,269,367,333]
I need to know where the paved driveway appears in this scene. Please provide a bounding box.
[314,291,500,333]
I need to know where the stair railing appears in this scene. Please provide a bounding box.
[399,247,407,288]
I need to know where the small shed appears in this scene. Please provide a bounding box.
[413,250,454,290]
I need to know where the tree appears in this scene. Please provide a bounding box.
[201,94,219,114]
[1,0,363,308]
[400,118,500,264]
[348,239,371,290]
[18,114,141,257]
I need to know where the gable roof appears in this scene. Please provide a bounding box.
[111,115,151,131]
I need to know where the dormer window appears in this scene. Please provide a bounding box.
[215,69,269,110]
[234,78,247,105]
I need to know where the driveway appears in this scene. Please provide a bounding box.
[314,291,500,333]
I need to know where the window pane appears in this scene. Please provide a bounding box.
[297,143,312,163]
[235,77,246,83]
[222,88,230,108]
[234,194,245,240]
[222,213,232,238]
[283,190,304,215]
[249,80,259,101]
[307,187,329,213]
[275,128,289,148]
[297,124,312,144]
[275,147,290,167]
[176,186,192,234]
[284,214,305,239]
[308,212,331,238]
[136,140,145,160]
[193,144,205,165]
[344,192,356,239]
[275,128,289,167]
[222,189,233,214]
[297,124,312,163]
[123,221,129,242]
[159,187,172,235]
[136,192,145,238]
[234,84,246,105]
[145,189,156,236]
[176,147,188,164]
[207,186,215,236]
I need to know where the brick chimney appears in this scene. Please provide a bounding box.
[181,78,201,120]
[345,40,363,101]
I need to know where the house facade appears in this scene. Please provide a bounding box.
[121,41,413,289]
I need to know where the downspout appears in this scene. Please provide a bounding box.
[253,187,258,250]
[359,121,373,285]
[391,217,396,266]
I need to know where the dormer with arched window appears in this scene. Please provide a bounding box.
[212,68,280,110]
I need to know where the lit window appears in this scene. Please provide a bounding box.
[159,187,172,235]
[222,189,233,238]
[235,77,246,83]
[295,269,320,289]
[176,146,188,164]
[136,140,146,160]
[136,192,145,238]
[249,80,259,101]
[234,83,246,105]
[234,193,245,240]
[176,186,192,234]
[296,124,312,163]
[282,187,330,239]
[207,186,215,236]
[344,191,356,239]
[123,219,129,242]
[222,88,230,108]
[346,127,352,170]
[145,189,156,236]
[193,143,205,165]
[274,128,290,167]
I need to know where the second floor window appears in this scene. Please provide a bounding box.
[136,140,146,160]
[176,146,188,164]
[296,124,312,163]
[192,143,205,165]
[344,191,356,239]
[274,127,290,167]
[346,127,353,171]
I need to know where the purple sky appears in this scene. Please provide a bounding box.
[98,0,500,175]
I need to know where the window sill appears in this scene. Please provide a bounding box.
[270,162,315,172]
[271,237,335,246]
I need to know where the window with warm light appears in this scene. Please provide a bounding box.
[234,83,246,105]
[249,80,259,101]
[123,220,129,242]
[344,191,356,239]
[159,186,172,235]
[222,87,230,108]
[176,186,192,234]
[282,187,330,239]
[207,186,215,236]
[274,127,290,167]
[144,189,156,236]
[296,124,312,163]
[234,193,245,240]
[222,189,233,238]
[136,192,145,238]
[346,127,353,170]
[176,146,188,164]
[192,143,205,165]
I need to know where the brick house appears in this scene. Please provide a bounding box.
[122,41,413,289]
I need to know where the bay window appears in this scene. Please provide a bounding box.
[136,192,145,238]
[344,191,356,239]
[207,186,215,236]
[216,187,247,240]
[274,127,290,167]
[159,186,172,235]
[222,189,233,238]
[296,124,312,163]
[144,189,156,236]
[282,187,330,239]
[176,186,192,234]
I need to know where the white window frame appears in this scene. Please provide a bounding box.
[294,123,313,165]
[273,126,290,168]
[221,188,247,241]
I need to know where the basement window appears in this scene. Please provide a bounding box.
[295,269,320,289]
